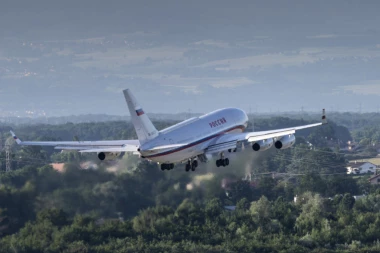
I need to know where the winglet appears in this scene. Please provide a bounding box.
[322,109,327,124]
[10,131,22,144]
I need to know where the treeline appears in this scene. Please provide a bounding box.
[0,117,379,252]
[0,158,379,252]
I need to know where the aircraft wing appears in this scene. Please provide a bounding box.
[10,131,140,152]
[79,143,189,153]
[205,109,327,154]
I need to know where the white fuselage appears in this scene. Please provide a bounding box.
[139,108,249,164]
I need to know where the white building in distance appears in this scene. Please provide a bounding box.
[347,161,377,175]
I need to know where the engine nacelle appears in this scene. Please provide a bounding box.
[274,134,295,149]
[97,152,122,161]
[252,139,274,151]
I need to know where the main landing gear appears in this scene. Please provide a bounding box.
[161,163,174,171]
[216,152,230,167]
[185,159,198,172]
[216,158,229,167]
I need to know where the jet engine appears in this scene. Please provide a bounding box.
[97,152,122,161]
[252,139,274,151]
[274,134,295,149]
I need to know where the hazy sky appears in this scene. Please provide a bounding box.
[0,0,380,116]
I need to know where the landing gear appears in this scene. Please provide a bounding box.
[161,163,174,171]
[185,162,191,172]
[216,152,230,167]
[216,158,229,167]
[191,160,198,171]
[185,159,198,172]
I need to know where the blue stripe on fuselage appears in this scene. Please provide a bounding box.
[143,125,245,158]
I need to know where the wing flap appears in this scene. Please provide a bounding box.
[80,146,139,153]
[10,131,140,151]
[205,140,237,155]
[247,129,295,142]
[294,122,323,130]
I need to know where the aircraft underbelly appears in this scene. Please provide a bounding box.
[145,111,247,164]
[148,141,207,164]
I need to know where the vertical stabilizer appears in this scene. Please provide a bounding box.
[123,89,159,144]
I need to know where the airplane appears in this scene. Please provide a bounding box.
[10,89,327,172]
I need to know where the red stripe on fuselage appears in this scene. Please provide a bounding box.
[143,125,245,158]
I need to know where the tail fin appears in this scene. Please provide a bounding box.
[123,89,159,145]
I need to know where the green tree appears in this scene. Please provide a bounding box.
[250,196,272,228]
[295,192,326,235]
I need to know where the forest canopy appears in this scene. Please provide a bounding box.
[0,116,379,252]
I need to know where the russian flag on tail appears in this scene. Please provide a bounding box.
[136,108,145,116]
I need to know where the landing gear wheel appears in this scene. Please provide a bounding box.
[191,161,197,171]
[185,163,191,172]
[216,152,227,168]
[216,158,229,167]
[161,164,174,171]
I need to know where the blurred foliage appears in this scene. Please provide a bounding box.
[0,117,379,252]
